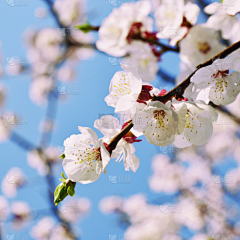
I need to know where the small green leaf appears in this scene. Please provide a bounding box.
[60,154,65,159]
[75,23,92,33]
[54,183,68,206]
[67,185,75,197]
[61,172,66,179]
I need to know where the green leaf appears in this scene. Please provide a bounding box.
[67,185,75,197]
[75,23,92,33]
[54,183,68,206]
[60,154,65,159]
[61,172,66,179]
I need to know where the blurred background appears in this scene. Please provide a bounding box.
[0,0,240,239]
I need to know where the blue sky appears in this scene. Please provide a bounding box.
[0,0,204,239]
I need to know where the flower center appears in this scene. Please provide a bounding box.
[153,110,167,129]
[78,148,101,165]
[113,75,131,96]
[197,41,211,54]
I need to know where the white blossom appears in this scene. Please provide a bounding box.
[96,1,152,56]
[58,197,90,222]
[105,64,142,113]
[57,66,75,82]
[180,24,226,69]
[127,42,159,82]
[27,147,61,176]
[54,0,85,26]
[11,201,31,229]
[49,224,76,240]
[31,217,55,240]
[99,196,123,214]
[191,58,240,105]
[1,167,26,198]
[94,115,140,172]
[172,100,217,148]
[155,0,200,45]
[204,1,240,16]
[62,126,110,184]
[0,196,9,221]
[29,76,54,105]
[133,101,185,146]
[205,6,239,40]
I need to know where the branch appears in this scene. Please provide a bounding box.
[10,131,36,150]
[209,102,240,125]
[154,40,240,102]
[108,120,133,153]
[132,34,179,53]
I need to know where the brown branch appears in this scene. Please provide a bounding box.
[108,120,133,153]
[154,40,240,102]
[132,34,179,53]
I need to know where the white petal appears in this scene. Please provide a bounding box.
[62,158,102,184]
[94,115,121,137]
[173,134,192,148]
[78,127,99,147]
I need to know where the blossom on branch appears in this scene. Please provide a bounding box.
[94,115,140,172]
[133,101,185,146]
[191,58,240,105]
[62,126,110,184]
[172,100,218,148]
[105,64,143,112]
[180,24,226,69]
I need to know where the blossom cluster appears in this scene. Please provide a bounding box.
[59,0,240,188]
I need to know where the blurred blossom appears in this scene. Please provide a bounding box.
[0,112,17,142]
[180,24,226,69]
[31,217,55,240]
[120,194,178,240]
[53,0,85,26]
[24,28,64,70]
[99,196,123,214]
[34,7,47,19]
[96,1,153,57]
[34,28,63,49]
[1,167,26,198]
[204,0,240,16]
[49,224,76,240]
[155,0,200,46]
[174,200,204,230]
[190,234,208,240]
[0,84,6,108]
[205,6,239,40]
[127,42,159,82]
[58,197,91,222]
[5,63,24,76]
[11,201,31,229]
[39,119,54,133]
[149,154,185,193]
[224,168,240,192]
[27,147,61,176]
[205,120,238,161]
[0,196,9,221]
[29,76,54,105]
[57,66,75,82]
